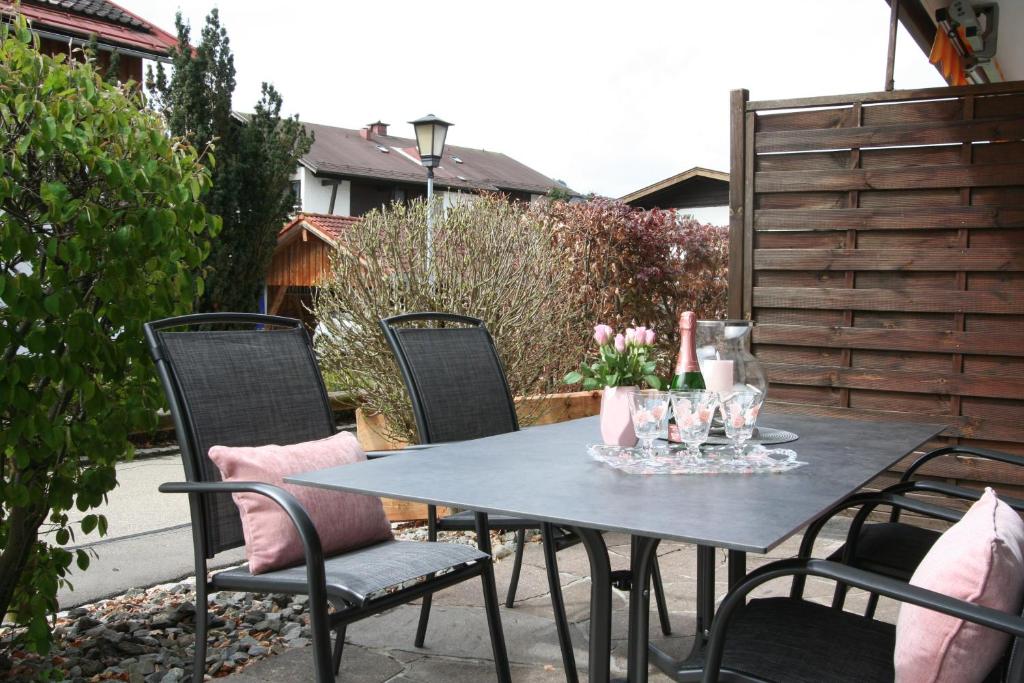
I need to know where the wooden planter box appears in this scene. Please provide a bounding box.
[356,390,602,522]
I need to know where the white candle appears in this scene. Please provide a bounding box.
[704,360,734,395]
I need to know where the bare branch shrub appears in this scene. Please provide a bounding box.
[313,195,582,443]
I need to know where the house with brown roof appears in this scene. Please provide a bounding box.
[282,119,570,217]
[261,118,570,321]
[1,0,176,82]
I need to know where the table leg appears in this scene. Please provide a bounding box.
[626,535,660,683]
[570,527,612,683]
[647,544,718,682]
[727,550,746,590]
[695,545,716,640]
[474,513,512,683]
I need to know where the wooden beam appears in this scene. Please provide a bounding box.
[747,80,1024,112]
[753,248,1024,271]
[755,162,1024,193]
[885,0,899,91]
[267,285,288,315]
[754,323,1024,357]
[764,363,1024,401]
[753,207,1024,231]
[754,117,1024,154]
[752,286,1024,315]
[728,89,749,319]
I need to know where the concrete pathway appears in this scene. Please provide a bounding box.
[226,526,893,682]
[55,452,246,608]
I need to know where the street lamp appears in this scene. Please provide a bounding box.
[409,114,452,274]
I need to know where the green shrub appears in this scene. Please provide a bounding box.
[313,196,582,443]
[0,17,217,653]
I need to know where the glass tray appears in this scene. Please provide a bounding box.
[588,443,808,475]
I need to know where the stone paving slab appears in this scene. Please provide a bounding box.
[225,520,897,682]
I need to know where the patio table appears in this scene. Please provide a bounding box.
[287,410,943,682]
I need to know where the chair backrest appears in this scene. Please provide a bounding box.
[145,313,336,558]
[379,312,519,444]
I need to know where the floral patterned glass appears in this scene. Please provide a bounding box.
[670,390,718,460]
[628,390,670,456]
[720,390,764,456]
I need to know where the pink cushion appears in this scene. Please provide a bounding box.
[208,431,393,574]
[894,487,1024,683]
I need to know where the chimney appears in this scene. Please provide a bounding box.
[361,121,389,139]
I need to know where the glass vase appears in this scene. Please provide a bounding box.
[695,320,767,401]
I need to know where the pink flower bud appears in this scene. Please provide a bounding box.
[614,334,626,353]
[624,327,636,343]
[593,323,613,345]
[644,329,656,346]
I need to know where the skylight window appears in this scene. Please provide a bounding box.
[376,145,389,153]
[451,155,463,163]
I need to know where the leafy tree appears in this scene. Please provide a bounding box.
[0,16,217,653]
[147,10,312,313]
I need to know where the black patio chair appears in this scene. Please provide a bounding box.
[379,311,672,682]
[675,489,1024,682]
[145,313,511,683]
[796,445,1024,617]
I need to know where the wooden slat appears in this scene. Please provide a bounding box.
[753,324,1024,357]
[754,206,1024,231]
[764,400,1024,443]
[746,80,1024,111]
[753,248,1024,271]
[753,287,1024,314]
[763,363,1024,400]
[755,117,1024,153]
[755,162,1024,193]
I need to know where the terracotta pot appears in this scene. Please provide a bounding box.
[600,385,638,446]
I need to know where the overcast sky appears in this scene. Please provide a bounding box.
[127,0,945,215]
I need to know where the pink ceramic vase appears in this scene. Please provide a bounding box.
[600,385,638,446]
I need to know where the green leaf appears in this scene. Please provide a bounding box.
[80,514,97,534]
[643,375,662,390]
[563,371,583,385]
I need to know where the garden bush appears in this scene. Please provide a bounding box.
[313,195,582,443]
[0,18,217,653]
[532,198,728,366]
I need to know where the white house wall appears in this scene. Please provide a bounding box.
[298,166,351,216]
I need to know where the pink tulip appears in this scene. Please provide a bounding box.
[644,329,656,345]
[624,327,636,344]
[593,324,613,346]
[614,333,626,353]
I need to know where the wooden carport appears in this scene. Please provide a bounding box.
[265,213,359,328]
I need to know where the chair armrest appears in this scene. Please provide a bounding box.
[901,445,1024,484]
[793,490,962,599]
[703,557,1024,683]
[885,479,1024,512]
[158,481,327,590]
[798,490,962,560]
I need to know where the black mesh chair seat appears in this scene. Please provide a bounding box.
[701,598,895,683]
[438,510,542,531]
[828,522,940,580]
[212,540,487,607]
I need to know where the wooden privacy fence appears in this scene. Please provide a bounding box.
[728,81,1024,492]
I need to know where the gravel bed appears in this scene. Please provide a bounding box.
[0,525,530,682]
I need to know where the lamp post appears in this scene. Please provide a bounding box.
[409,114,452,274]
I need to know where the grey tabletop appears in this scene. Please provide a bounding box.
[287,411,944,553]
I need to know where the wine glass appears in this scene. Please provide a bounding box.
[719,390,764,457]
[628,390,670,457]
[670,390,718,461]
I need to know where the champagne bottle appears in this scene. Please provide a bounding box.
[670,311,705,391]
[668,311,705,442]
